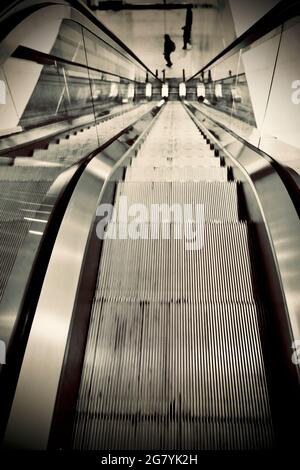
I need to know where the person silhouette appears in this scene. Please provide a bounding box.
[164,34,175,67]
[182,5,193,49]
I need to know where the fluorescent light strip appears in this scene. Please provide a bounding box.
[29,230,43,236]
[24,217,47,224]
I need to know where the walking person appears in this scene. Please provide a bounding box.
[164,34,176,67]
[182,5,193,49]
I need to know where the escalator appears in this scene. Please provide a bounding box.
[0,0,299,454]
[0,100,157,321]
[0,0,163,446]
[72,102,274,450]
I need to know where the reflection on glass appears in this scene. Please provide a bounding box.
[190,17,300,173]
[162,83,169,98]
[197,83,205,98]
[127,83,135,100]
[179,83,186,98]
[215,83,222,98]
[190,29,281,148]
[50,20,88,66]
[145,82,152,99]
[259,17,300,171]
[109,82,119,99]
[0,15,158,351]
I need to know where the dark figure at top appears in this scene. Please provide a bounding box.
[164,34,176,67]
[182,6,193,50]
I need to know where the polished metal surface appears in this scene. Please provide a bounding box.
[0,103,156,361]
[4,99,299,450]
[4,102,164,449]
[73,103,273,450]
[0,0,159,376]
[185,102,300,353]
[0,0,299,452]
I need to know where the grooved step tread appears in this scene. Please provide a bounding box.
[73,102,273,450]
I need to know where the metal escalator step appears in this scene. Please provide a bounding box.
[0,180,52,300]
[73,299,273,450]
[131,156,220,168]
[96,222,254,303]
[0,166,61,181]
[13,158,64,168]
[30,103,156,164]
[125,166,227,182]
[135,148,216,160]
[0,220,31,301]
[114,181,239,222]
[72,101,274,451]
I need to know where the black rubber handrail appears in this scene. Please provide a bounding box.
[187,0,300,82]
[0,0,161,82]
[87,1,195,11]
[186,101,300,216]
[0,102,163,442]
[12,45,145,84]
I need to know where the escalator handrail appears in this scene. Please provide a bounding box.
[11,45,145,84]
[0,101,162,443]
[184,101,300,372]
[0,0,161,82]
[186,100,300,216]
[2,101,165,448]
[187,0,300,82]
